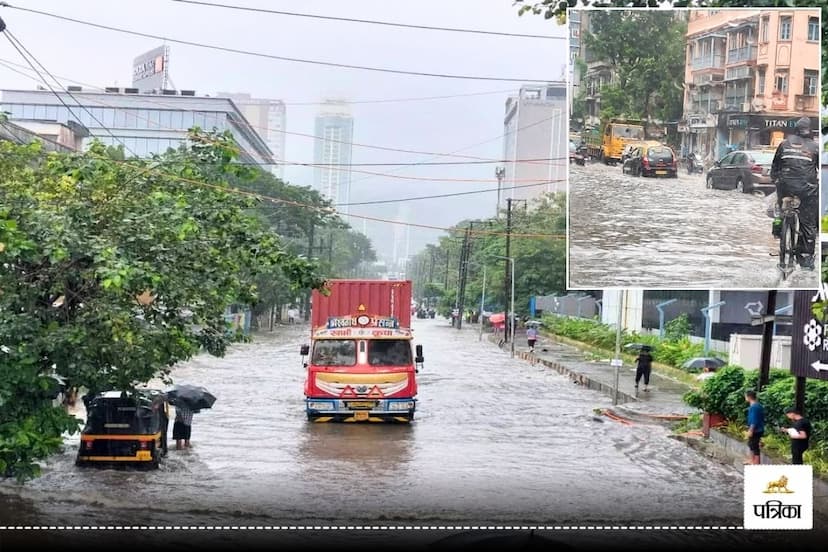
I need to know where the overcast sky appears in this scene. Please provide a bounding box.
[0,0,566,264]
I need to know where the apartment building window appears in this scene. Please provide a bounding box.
[807,17,819,42]
[804,70,818,96]
[757,68,765,95]
[775,71,788,94]
[778,16,791,41]
[760,16,769,42]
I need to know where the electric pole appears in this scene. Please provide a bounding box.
[456,223,473,330]
[503,199,525,342]
[303,221,316,322]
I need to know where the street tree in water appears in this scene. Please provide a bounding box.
[0,131,325,479]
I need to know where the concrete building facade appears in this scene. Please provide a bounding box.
[217,92,286,179]
[501,82,567,204]
[681,9,820,160]
[313,100,354,212]
[0,88,275,164]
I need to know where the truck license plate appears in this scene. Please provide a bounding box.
[354,411,369,421]
[347,401,376,409]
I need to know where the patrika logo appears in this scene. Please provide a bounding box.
[744,465,812,530]
[763,475,794,494]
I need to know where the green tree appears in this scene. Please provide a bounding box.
[0,132,325,479]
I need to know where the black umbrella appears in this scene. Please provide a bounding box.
[166,384,216,410]
[625,343,654,351]
[682,357,726,372]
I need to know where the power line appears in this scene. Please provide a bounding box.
[0,56,516,106]
[1,30,139,157]
[171,0,564,40]
[2,4,553,83]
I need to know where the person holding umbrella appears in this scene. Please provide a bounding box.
[634,346,653,392]
[166,384,217,450]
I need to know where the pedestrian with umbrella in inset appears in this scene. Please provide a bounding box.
[166,384,217,450]
[634,345,653,392]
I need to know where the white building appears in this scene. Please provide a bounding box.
[217,92,286,179]
[501,83,567,206]
[313,100,354,212]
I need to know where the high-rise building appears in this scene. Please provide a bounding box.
[217,92,286,179]
[501,83,567,203]
[313,100,354,212]
[0,88,275,164]
[681,9,820,160]
[568,10,582,121]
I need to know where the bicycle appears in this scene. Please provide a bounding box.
[777,195,803,280]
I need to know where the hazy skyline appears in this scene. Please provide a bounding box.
[0,0,566,263]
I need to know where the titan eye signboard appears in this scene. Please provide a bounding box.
[790,288,828,381]
[132,45,169,91]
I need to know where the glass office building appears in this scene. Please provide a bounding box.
[0,88,274,164]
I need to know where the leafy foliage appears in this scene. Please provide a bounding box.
[0,132,328,479]
[409,193,566,317]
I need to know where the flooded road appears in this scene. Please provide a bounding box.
[1,319,824,548]
[568,162,819,289]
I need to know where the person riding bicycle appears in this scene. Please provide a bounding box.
[770,116,819,270]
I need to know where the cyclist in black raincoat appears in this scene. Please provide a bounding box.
[770,117,819,269]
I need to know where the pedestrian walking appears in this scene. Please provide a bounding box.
[780,407,812,465]
[744,390,765,465]
[634,348,653,392]
[173,403,194,450]
[526,325,539,352]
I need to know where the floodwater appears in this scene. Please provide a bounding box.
[568,162,820,289]
[1,319,825,549]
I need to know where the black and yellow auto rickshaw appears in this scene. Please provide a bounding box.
[76,389,169,468]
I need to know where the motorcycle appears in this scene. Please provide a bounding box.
[686,152,704,175]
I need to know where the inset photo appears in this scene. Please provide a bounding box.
[567,7,821,290]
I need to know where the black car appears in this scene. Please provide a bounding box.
[622,144,678,178]
[704,150,775,196]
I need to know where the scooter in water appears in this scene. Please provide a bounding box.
[686,152,704,175]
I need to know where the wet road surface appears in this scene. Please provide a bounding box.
[568,162,819,289]
[1,319,825,549]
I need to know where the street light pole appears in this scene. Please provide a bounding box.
[479,265,486,342]
[510,258,515,358]
[613,290,624,406]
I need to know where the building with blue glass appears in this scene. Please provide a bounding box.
[0,88,274,164]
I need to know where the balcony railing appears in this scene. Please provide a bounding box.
[691,53,725,70]
[727,45,757,64]
[794,94,817,111]
[725,66,752,81]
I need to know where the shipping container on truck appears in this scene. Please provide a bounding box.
[301,279,423,423]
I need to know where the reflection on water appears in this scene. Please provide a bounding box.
[568,163,819,288]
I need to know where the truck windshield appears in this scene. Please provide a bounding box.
[312,340,356,366]
[368,339,412,366]
[612,125,644,140]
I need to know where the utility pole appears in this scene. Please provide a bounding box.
[303,220,316,322]
[456,223,473,330]
[495,166,505,219]
[444,244,451,291]
[503,198,525,343]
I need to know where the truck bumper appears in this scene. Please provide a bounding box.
[305,398,416,423]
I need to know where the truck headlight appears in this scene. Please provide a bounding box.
[389,401,414,411]
[307,401,334,410]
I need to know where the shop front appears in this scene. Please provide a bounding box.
[746,114,820,149]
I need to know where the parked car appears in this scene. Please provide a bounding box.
[622,143,678,178]
[569,141,585,166]
[704,150,775,195]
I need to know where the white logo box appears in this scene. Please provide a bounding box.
[744,465,813,530]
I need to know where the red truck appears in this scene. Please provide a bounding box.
[301,279,423,423]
